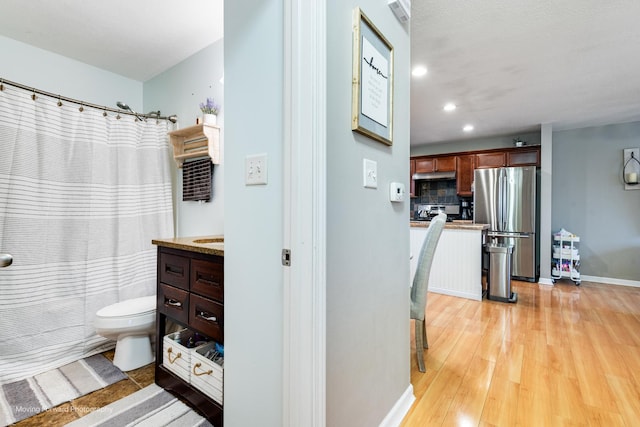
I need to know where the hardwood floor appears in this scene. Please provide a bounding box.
[401,280,640,426]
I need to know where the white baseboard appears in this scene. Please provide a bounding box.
[429,287,483,301]
[580,275,640,288]
[538,277,554,286]
[378,385,415,427]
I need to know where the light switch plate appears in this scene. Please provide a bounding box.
[363,158,377,189]
[246,154,268,185]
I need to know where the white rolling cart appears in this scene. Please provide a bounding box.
[551,229,581,285]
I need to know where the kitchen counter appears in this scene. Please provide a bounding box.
[410,220,489,231]
[410,222,486,301]
[151,235,224,256]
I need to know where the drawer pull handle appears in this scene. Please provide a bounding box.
[197,311,217,323]
[196,272,220,287]
[193,362,213,377]
[165,264,184,276]
[165,298,182,308]
[167,347,182,364]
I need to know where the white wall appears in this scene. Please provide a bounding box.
[0,35,142,110]
[553,122,640,282]
[144,40,225,237]
[224,1,284,425]
[326,1,411,426]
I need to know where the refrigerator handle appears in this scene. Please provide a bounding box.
[501,169,507,230]
[496,169,502,230]
[488,232,530,238]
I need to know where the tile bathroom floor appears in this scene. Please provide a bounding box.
[13,350,155,427]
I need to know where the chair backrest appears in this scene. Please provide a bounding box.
[410,213,446,320]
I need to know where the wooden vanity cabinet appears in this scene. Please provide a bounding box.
[155,246,224,426]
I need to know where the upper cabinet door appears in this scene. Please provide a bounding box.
[476,152,506,169]
[456,155,474,196]
[414,158,435,173]
[435,156,456,172]
[507,149,540,167]
[409,159,416,197]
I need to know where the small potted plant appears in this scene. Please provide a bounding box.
[513,137,526,147]
[200,97,220,125]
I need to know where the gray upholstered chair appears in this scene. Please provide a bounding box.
[410,213,446,372]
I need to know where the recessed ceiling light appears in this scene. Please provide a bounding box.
[463,124,474,132]
[443,103,456,112]
[412,66,427,77]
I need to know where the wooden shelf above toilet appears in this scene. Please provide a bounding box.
[169,124,220,168]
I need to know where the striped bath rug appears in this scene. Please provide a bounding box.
[65,383,213,427]
[0,354,126,426]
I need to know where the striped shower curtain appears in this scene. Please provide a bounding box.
[0,85,174,384]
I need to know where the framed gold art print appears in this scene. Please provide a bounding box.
[351,7,394,145]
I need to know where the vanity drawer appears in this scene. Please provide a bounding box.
[158,284,189,324]
[189,294,224,343]
[159,252,190,290]
[191,258,224,302]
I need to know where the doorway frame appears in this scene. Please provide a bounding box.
[282,0,327,426]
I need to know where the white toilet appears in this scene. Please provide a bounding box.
[95,296,156,371]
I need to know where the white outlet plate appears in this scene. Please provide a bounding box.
[363,158,377,189]
[245,154,268,185]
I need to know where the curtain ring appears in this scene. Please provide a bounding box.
[79,103,84,112]
[116,113,121,120]
[0,79,4,91]
[57,96,63,107]
[103,108,108,117]
[31,89,37,101]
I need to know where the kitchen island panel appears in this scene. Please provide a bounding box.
[410,224,486,301]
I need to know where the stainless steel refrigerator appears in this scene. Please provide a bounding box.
[474,166,537,281]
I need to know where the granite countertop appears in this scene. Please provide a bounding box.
[152,235,224,256]
[410,220,489,231]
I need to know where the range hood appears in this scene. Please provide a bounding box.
[412,171,456,180]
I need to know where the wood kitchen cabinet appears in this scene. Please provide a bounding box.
[507,148,540,166]
[456,155,474,196]
[410,146,540,196]
[414,158,434,173]
[476,147,541,169]
[435,156,456,171]
[410,159,416,198]
[475,152,506,169]
[414,155,456,173]
[154,244,224,426]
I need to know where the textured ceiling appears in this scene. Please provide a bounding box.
[410,1,640,145]
[0,0,223,82]
[0,1,638,146]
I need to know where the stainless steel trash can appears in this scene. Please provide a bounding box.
[486,243,517,303]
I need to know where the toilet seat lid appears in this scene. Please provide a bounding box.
[97,296,156,317]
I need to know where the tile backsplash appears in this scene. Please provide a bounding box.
[417,180,457,204]
[410,179,471,213]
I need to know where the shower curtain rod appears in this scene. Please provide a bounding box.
[0,77,178,123]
